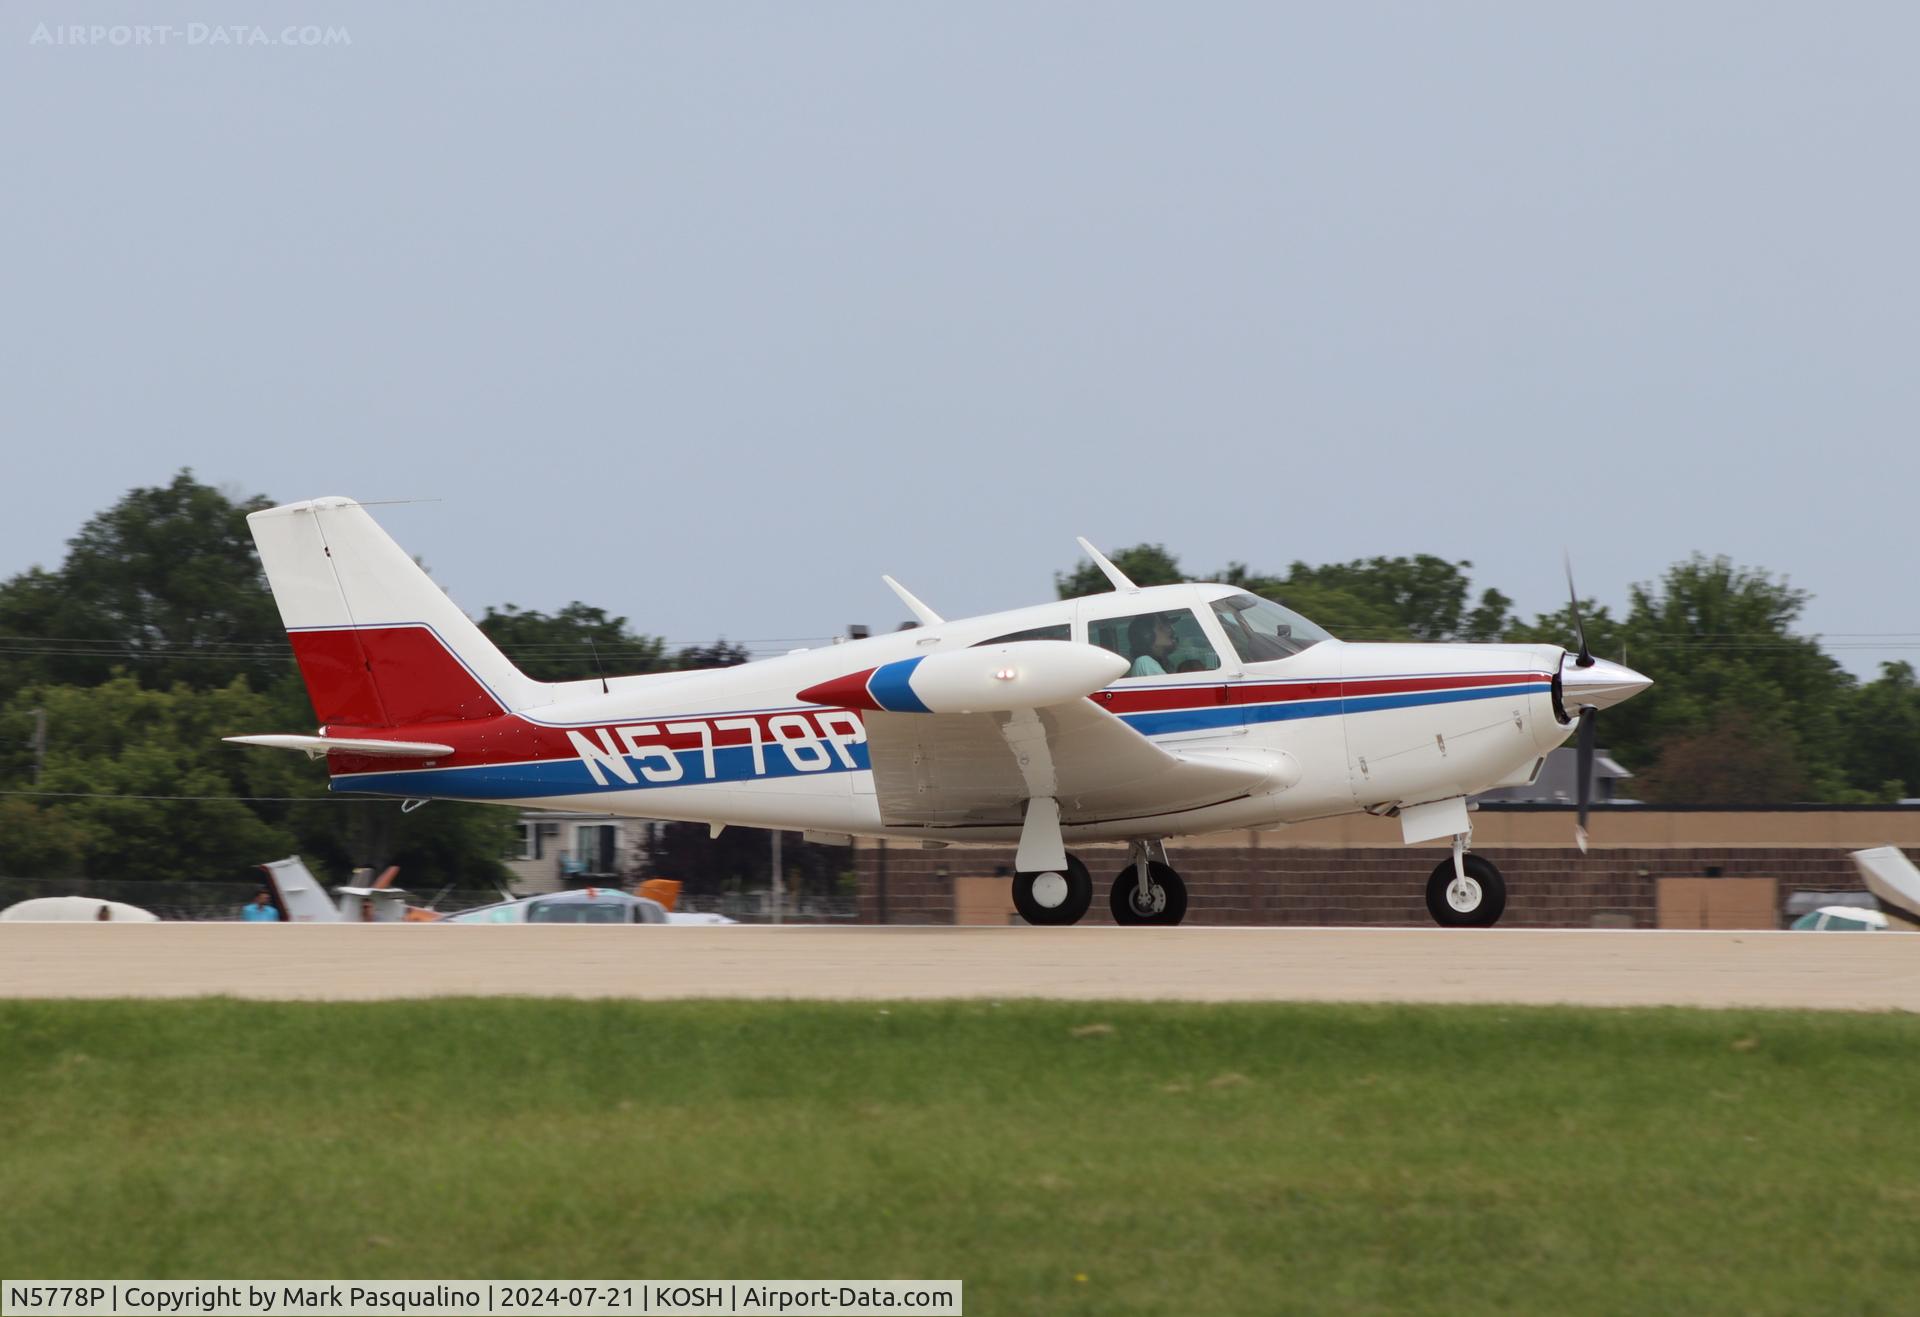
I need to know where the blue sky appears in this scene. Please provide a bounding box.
[4,4,1915,672]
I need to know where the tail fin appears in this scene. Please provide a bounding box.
[1850,846,1920,929]
[249,498,540,728]
[260,856,338,923]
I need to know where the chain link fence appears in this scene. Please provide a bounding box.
[0,875,860,923]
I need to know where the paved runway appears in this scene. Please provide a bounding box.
[1,924,1917,1009]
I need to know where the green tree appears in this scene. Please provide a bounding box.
[478,603,666,682]
[4,676,304,882]
[0,471,284,700]
[1841,662,1920,801]
[1279,555,1506,642]
[0,473,536,888]
[0,799,97,878]
[1634,710,1811,805]
[1511,555,1856,799]
[674,640,752,670]
[1214,563,1411,641]
[1055,544,1187,599]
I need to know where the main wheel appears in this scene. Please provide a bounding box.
[1425,853,1507,927]
[1012,854,1093,925]
[1110,861,1189,925]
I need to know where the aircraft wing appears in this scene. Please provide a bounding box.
[863,698,1287,828]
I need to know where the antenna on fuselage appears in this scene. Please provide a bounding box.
[585,637,610,694]
[1075,537,1138,592]
[882,575,944,626]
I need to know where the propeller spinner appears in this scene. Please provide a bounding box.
[1560,557,1652,851]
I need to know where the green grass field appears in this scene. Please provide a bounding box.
[4,1000,1919,1314]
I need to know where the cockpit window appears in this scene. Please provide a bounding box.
[1088,609,1221,678]
[973,624,1070,646]
[1209,593,1331,662]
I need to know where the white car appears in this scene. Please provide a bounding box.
[1790,905,1889,932]
[444,888,672,924]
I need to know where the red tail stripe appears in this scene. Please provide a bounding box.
[289,626,504,728]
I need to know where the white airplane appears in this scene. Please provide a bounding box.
[228,498,1651,928]
[1848,847,1920,929]
[259,856,417,922]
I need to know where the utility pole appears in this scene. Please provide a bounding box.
[28,707,46,784]
[770,828,784,924]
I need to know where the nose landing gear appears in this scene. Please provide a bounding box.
[1424,848,1507,927]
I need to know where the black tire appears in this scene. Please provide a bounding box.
[1425,853,1507,927]
[1012,854,1093,926]
[1109,861,1189,925]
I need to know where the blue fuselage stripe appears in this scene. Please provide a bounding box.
[332,679,1547,800]
[868,658,931,713]
[334,740,876,799]
[1115,681,1546,737]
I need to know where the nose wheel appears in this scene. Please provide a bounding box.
[1425,852,1507,927]
[1012,854,1094,925]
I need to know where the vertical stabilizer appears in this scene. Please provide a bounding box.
[1850,846,1920,929]
[249,498,540,728]
[260,856,339,923]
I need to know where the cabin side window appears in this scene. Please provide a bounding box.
[1087,609,1221,678]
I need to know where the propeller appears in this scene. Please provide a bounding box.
[1574,705,1597,854]
[1564,552,1595,671]
[1564,555,1598,853]
[1554,560,1650,852]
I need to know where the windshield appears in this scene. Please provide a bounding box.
[1209,593,1331,662]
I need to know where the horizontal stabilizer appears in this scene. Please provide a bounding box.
[224,734,455,761]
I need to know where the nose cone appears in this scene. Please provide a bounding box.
[1560,655,1652,712]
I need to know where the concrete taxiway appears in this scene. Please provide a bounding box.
[0,924,1915,1009]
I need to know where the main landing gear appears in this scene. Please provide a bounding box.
[1110,840,1187,925]
[1424,833,1507,927]
[1010,841,1190,926]
[1011,854,1093,926]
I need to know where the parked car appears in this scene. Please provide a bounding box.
[1790,905,1888,932]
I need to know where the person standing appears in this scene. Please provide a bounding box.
[242,890,281,922]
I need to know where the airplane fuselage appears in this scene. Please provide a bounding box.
[320,582,1578,846]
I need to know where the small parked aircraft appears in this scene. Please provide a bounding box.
[257,856,729,925]
[1848,847,1920,929]
[229,499,1650,927]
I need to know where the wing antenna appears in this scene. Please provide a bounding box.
[1075,537,1137,591]
[882,575,944,626]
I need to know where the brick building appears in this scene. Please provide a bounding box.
[854,807,1920,929]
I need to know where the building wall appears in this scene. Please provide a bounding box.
[854,810,1920,928]
[504,815,653,894]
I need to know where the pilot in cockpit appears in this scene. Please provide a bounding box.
[1127,613,1179,677]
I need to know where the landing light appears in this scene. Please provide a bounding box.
[994,667,1018,681]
